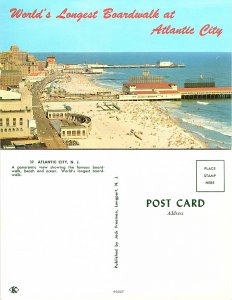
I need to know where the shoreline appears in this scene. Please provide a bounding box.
[57,73,120,95]
[90,74,122,92]
[157,103,209,148]
[44,100,208,149]
[42,73,208,148]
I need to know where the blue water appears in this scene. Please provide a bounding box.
[33,52,232,148]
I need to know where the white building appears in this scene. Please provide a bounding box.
[60,113,92,143]
[0,85,36,139]
[25,72,46,83]
[120,81,181,100]
[158,61,173,67]
[47,109,69,120]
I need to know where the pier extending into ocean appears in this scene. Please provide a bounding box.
[117,87,232,101]
[179,87,232,99]
[92,63,185,69]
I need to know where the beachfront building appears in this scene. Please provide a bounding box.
[37,60,47,71]
[121,72,232,101]
[0,70,22,90]
[121,81,181,100]
[25,72,47,83]
[0,84,36,140]
[47,56,56,65]
[119,71,181,101]
[46,56,57,72]
[47,109,68,120]
[0,44,45,90]
[0,45,40,75]
[60,113,91,145]
[123,81,178,94]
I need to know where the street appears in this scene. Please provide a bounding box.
[32,76,67,149]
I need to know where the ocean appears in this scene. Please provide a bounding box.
[33,52,232,149]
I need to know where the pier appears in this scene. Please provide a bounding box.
[179,87,232,99]
[86,63,185,69]
[117,86,232,101]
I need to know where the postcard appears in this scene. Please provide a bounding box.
[0,0,231,299]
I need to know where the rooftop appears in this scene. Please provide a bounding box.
[0,90,21,100]
[178,87,232,92]
[133,90,180,95]
[61,113,91,127]
[47,109,68,112]
[27,72,45,77]
[123,82,177,89]
[60,120,87,128]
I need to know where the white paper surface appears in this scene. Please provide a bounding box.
[1,0,232,299]
[1,150,232,300]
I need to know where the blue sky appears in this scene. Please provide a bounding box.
[0,0,231,52]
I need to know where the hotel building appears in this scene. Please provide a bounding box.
[0,84,36,140]
[0,44,43,90]
[0,70,22,90]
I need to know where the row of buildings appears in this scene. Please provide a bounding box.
[0,83,36,141]
[46,110,92,146]
[0,44,104,90]
[0,44,57,90]
[0,45,59,144]
[0,45,93,146]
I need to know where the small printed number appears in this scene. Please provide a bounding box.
[113,290,124,293]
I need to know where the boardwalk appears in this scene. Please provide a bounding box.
[32,76,67,149]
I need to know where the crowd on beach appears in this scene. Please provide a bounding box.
[43,73,207,149]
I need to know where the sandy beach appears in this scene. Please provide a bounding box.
[54,74,120,96]
[42,73,207,149]
[43,102,207,149]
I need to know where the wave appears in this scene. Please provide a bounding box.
[190,130,206,139]
[94,80,121,90]
[197,101,209,105]
[181,117,232,137]
[191,130,229,145]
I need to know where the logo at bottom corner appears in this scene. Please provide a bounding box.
[9,286,19,293]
